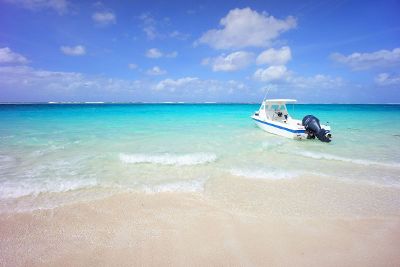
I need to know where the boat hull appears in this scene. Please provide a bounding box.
[252,117,307,140]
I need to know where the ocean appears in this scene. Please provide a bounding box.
[1,103,399,214]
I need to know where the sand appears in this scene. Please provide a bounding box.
[1,192,400,267]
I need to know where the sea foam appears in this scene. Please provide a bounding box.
[0,155,16,171]
[119,153,217,166]
[0,177,98,199]
[0,155,14,163]
[262,140,285,150]
[229,168,299,180]
[140,178,207,194]
[293,151,400,169]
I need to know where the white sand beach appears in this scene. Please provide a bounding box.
[1,175,400,266]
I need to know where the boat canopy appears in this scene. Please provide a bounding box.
[263,99,297,104]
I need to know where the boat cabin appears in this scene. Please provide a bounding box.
[255,99,296,123]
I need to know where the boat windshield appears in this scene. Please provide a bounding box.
[260,103,289,120]
[269,104,287,112]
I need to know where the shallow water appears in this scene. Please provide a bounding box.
[0,104,399,213]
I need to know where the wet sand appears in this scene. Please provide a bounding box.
[1,192,400,267]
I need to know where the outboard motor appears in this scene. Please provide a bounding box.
[302,115,331,143]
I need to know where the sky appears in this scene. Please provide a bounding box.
[0,0,399,103]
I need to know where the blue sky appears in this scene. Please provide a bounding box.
[0,0,399,103]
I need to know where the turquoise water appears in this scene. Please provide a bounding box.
[0,104,399,213]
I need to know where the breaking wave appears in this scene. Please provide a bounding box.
[293,151,400,169]
[119,153,217,166]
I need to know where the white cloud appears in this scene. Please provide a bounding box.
[169,30,190,40]
[138,13,189,41]
[92,11,116,26]
[256,46,291,65]
[0,47,29,64]
[155,77,199,91]
[286,74,344,89]
[253,64,343,89]
[202,51,254,72]
[138,13,158,40]
[60,45,86,56]
[253,65,288,82]
[146,48,162,58]
[146,66,167,76]
[165,51,178,58]
[128,63,137,69]
[331,48,400,70]
[155,77,247,93]
[374,73,400,86]
[4,0,69,14]
[145,48,177,59]
[197,7,296,49]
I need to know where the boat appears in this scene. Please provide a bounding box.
[251,99,332,142]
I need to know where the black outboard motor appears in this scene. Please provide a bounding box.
[302,115,331,143]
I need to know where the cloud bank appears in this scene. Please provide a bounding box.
[331,48,400,70]
[375,73,400,86]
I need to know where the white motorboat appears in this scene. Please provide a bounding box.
[251,99,332,142]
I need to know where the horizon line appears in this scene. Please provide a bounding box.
[0,102,399,105]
